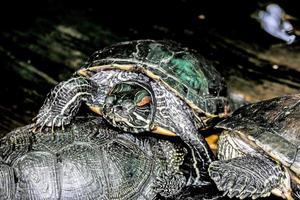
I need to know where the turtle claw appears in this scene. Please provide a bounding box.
[32,113,71,133]
[227,189,240,198]
[238,191,251,199]
[31,126,39,133]
[31,125,44,134]
[31,117,47,133]
[51,123,55,133]
[31,115,38,122]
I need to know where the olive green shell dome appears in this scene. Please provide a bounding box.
[217,94,300,176]
[82,40,228,116]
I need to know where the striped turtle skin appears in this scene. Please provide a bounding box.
[209,94,300,200]
[0,116,223,200]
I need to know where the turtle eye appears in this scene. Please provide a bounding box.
[103,81,156,133]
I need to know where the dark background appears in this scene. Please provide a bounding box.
[0,1,298,199]
[0,0,299,136]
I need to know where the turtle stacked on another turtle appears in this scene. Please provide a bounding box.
[4,39,299,200]
[33,40,230,187]
[30,39,300,200]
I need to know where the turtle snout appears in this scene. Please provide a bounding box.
[104,102,134,122]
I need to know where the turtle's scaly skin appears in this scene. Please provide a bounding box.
[0,116,220,200]
[209,94,300,199]
[33,77,97,130]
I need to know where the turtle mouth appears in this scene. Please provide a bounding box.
[105,105,132,124]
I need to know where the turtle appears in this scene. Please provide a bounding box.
[208,94,300,200]
[0,116,224,200]
[33,39,229,184]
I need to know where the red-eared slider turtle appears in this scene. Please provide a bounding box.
[0,116,222,200]
[208,94,300,199]
[33,40,229,184]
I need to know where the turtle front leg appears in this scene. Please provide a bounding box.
[209,155,292,199]
[33,77,97,132]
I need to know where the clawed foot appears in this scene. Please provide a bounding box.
[209,161,261,199]
[31,77,95,133]
[208,156,283,199]
[32,113,72,133]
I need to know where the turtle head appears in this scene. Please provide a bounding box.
[103,81,156,133]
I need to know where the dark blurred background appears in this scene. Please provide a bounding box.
[0,0,300,136]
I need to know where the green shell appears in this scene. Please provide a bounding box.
[82,40,228,116]
[217,94,300,177]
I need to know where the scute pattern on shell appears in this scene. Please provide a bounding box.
[0,117,201,200]
[217,94,300,176]
[83,40,228,115]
